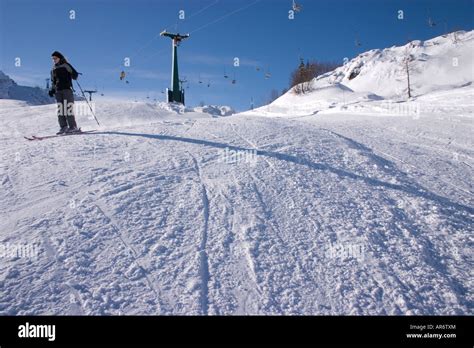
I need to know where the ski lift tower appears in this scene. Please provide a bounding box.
[160,30,190,105]
[83,89,97,102]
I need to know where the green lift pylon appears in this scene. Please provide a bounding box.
[160,30,190,105]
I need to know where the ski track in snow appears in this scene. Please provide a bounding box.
[188,153,210,315]
[0,98,472,315]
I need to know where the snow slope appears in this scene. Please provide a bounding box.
[0,30,472,315]
[243,30,474,117]
[0,96,472,315]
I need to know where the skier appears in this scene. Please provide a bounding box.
[48,51,80,134]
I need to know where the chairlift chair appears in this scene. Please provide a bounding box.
[292,0,302,13]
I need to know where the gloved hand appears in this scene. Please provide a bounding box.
[48,89,55,97]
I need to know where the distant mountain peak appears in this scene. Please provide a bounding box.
[0,70,53,105]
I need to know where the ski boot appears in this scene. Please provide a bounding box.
[56,126,68,135]
[66,127,81,134]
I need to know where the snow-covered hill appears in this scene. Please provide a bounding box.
[242,30,474,117]
[193,105,235,117]
[0,71,53,105]
[148,101,234,116]
[0,30,472,316]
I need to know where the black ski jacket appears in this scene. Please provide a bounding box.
[50,61,79,91]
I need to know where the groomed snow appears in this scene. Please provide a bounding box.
[0,30,472,315]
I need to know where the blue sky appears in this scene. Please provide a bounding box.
[0,0,473,110]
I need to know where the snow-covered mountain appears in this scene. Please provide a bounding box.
[0,70,233,115]
[242,30,474,117]
[153,101,235,117]
[192,105,235,117]
[0,70,53,105]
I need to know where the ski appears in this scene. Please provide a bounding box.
[24,129,97,141]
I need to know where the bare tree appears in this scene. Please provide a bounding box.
[403,50,414,99]
[290,60,340,94]
[268,89,280,104]
[451,28,461,44]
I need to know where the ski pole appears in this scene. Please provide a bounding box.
[75,79,100,126]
